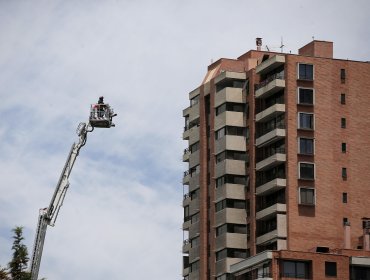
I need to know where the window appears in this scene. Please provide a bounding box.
[343,193,348,203]
[341,118,346,128]
[184,206,190,221]
[340,93,346,104]
[215,199,246,212]
[190,236,199,247]
[215,102,244,116]
[191,213,199,223]
[342,143,347,153]
[299,188,315,205]
[216,150,246,163]
[298,88,314,105]
[298,63,314,80]
[216,249,227,261]
[342,167,347,179]
[299,138,314,155]
[216,248,247,261]
[298,113,314,130]
[299,162,315,180]
[216,175,246,188]
[215,126,245,140]
[281,260,310,278]
[340,69,346,80]
[325,261,337,277]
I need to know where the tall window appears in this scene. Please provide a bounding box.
[299,188,315,205]
[298,113,314,130]
[299,138,314,155]
[340,93,346,104]
[325,262,337,277]
[341,117,346,128]
[281,260,310,278]
[298,64,314,80]
[299,162,315,180]
[298,88,314,105]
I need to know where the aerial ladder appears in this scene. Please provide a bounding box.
[30,99,116,280]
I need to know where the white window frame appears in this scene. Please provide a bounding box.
[298,162,315,180]
[298,187,316,205]
[298,112,315,130]
[297,87,315,105]
[298,137,315,155]
[297,63,314,80]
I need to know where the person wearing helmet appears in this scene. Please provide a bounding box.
[97,96,105,119]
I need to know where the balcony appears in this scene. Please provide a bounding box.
[189,270,199,280]
[183,123,200,142]
[256,178,286,196]
[183,102,200,123]
[256,151,286,171]
[214,87,245,109]
[189,245,200,263]
[189,198,200,216]
[183,171,190,185]
[214,111,245,132]
[256,203,286,221]
[215,159,246,178]
[182,266,190,277]
[183,148,190,162]
[189,174,200,193]
[182,219,191,230]
[183,193,191,207]
[255,104,285,123]
[256,55,285,75]
[256,214,287,245]
[182,239,191,253]
[215,208,246,227]
[215,183,245,201]
[255,72,285,99]
[216,257,245,275]
[189,221,200,239]
[215,135,246,155]
[215,233,247,251]
[256,126,285,148]
[189,150,200,169]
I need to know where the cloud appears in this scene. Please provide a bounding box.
[0,0,369,279]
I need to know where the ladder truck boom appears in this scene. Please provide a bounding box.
[30,100,116,280]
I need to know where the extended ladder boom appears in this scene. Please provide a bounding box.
[30,123,92,280]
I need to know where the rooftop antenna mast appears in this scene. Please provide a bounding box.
[280,37,285,53]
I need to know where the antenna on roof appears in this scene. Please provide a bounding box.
[266,45,270,52]
[280,37,285,53]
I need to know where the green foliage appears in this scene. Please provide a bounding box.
[8,227,31,280]
[0,266,10,280]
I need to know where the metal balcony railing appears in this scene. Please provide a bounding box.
[256,123,285,138]
[255,71,285,91]
[256,147,285,163]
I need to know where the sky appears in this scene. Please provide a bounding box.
[0,0,369,279]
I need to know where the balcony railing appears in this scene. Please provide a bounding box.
[256,196,286,212]
[255,72,285,91]
[256,123,285,138]
[256,147,285,163]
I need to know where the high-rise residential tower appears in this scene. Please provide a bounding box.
[181,40,370,280]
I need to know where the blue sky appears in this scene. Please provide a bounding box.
[0,0,369,279]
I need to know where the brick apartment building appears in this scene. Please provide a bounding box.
[181,40,370,280]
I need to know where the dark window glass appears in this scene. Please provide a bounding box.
[282,260,310,278]
[299,138,314,155]
[216,224,227,236]
[299,163,314,180]
[215,103,226,116]
[299,113,314,130]
[190,95,199,106]
[342,167,347,179]
[342,143,347,153]
[300,188,315,205]
[341,118,346,128]
[340,69,346,80]
[298,88,314,105]
[325,262,337,277]
[298,64,314,80]
[343,193,348,203]
[341,93,346,104]
[216,249,227,261]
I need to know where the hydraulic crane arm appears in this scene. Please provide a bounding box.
[30,122,93,280]
[30,101,116,280]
